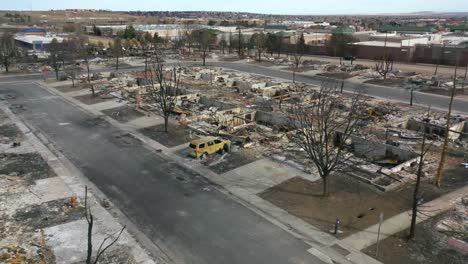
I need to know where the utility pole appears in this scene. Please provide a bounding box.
[228,31,232,54]
[434,56,459,187]
[375,212,384,257]
[409,110,430,239]
[238,27,242,58]
[434,44,445,76]
[464,62,467,81]
[383,31,388,62]
[410,85,414,106]
[340,77,344,93]
[334,218,340,235]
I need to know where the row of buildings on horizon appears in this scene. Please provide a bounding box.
[7,11,468,65]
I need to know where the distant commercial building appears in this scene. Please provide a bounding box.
[294,32,330,45]
[442,36,468,47]
[377,26,438,34]
[449,25,468,33]
[14,27,65,54]
[331,27,355,35]
[84,24,193,40]
[279,21,330,28]
[19,27,46,36]
[351,35,468,65]
[14,35,65,51]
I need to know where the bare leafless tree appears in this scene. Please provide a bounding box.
[65,66,78,88]
[291,33,306,83]
[375,57,393,80]
[183,31,193,55]
[84,186,126,264]
[0,32,20,73]
[77,40,97,96]
[111,37,123,71]
[49,38,65,80]
[374,32,393,80]
[137,32,148,79]
[228,30,233,54]
[193,29,216,66]
[220,34,227,54]
[250,32,267,62]
[82,45,93,85]
[147,59,180,133]
[289,82,368,196]
[64,37,81,88]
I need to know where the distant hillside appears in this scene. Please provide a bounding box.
[380,11,468,16]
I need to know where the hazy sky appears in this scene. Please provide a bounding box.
[1,0,467,15]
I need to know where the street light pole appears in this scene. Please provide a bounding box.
[435,56,459,187]
[410,86,414,106]
[464,63,467,81]
[375,212,384,257]
[340,77,344,93]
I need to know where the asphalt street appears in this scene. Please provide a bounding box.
[0,80,323,264]
[2,61,467,113]
[205,62,468,114]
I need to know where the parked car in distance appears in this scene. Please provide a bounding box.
[188,136,231,159]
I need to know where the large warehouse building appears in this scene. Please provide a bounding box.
[14,27,65,52]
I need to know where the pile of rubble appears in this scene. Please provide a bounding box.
[435,196,468,252]
[72,64,466,193]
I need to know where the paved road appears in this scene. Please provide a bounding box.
[3,61,467,113]
[205,62,468,114]
[0,80,323,264]
[286,54,464,78]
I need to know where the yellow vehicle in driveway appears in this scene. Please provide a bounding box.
[188,136,231,159]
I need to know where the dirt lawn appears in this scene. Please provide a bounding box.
[362,212,467,264]
[260,170,468,238]
[102,106,144,123]
[421,87,468,99]
[317,72,353,79]
[139,123,194,148]
[74,94,111,105]
[203,147,261,174]
[0,153,56,182]
[364,78,407,87]
[0,123,23,144]
[53,84,89,93]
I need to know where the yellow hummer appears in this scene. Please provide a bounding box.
[188,136,231,159]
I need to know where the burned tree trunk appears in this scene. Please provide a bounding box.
[375,31,392,80]
[375,56,393,80]
[409,120,428,239]
[322,174,330,197]
[86,214,93,264]
[84,186,126,264]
